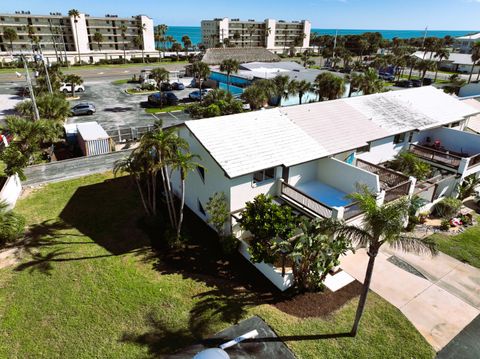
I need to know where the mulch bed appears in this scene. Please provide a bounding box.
[273,281,362,318]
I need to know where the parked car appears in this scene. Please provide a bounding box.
[148,92,179,106]
[60,82,85,94]
[172,82,185,90]
[143,78,157,87]
[411,79,422,87]
[189,89,212,101]
[422,78,433,86]
[160,82,173,91]
[71,103,96,116]
[395,80,413,88]
[379,72,395,81]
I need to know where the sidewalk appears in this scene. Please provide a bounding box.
[340,247,480,351]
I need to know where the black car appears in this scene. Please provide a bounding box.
[379,72,395,81]
[422,78,433,86]
[395,80,413,88]
[172,82,185,90]
[160,82,173,91]
[148,92,179,106]
[411,79,422,87]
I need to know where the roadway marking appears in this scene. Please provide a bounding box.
[123,70,130,73]
[97,72,104,74]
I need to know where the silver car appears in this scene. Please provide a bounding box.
[71,103,96,116]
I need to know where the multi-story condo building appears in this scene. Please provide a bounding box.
[0,10,155,64]
[201,18,311,53]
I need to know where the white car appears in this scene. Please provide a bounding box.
[60,82,85,94]
[143,78,157,87]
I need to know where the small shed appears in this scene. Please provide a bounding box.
[76,122,111,156]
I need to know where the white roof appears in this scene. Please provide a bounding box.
[280,101,389,154]
[412,51,474,65]
[463,99,480,133]
[76,122,109,141]
[185,109,329,178]
[456,33,480,41]
[185,87,478,178]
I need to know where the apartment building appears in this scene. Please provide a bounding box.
[0,10,155,63]
[201,18,311,53]
[453,32,480,54]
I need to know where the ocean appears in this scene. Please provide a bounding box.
[164,26,477,46]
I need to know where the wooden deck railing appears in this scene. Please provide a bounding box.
[356,159,409,188]
[280,181,334,218]
[384,180,412,203]
[409,144,462,169]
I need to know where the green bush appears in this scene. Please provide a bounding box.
[433,197,462,218]
[0,201,25,246]
[388,152,431,180]
[219,235,239,256]
[440,219,450,231]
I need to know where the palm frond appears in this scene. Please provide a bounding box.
[388,235,438,256]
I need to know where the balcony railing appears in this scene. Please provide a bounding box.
[409,144,462,169]
[356,159,409,189]
[384,180,412,203]
[280,181,333,218]
[343,202,363,220]
[468,153,480,169]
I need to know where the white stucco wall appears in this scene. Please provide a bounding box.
[416,127,480,156]
[357,134,410,164]
[0,174,22,210]
[265,19,276,49]
[288,160,318,186]
[317,158,380,194]
[70,13,90,54]
[303,21,311,48]
[140,16,155,52]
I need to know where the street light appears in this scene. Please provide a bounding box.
[15,53,40,121]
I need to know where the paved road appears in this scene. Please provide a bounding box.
[341,247,480,351]
[437,314,480,359]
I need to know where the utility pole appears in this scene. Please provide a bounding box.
[422,26,428,59]
[20,54,40,121]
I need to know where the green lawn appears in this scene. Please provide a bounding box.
[145,105,186,114]
[429,225,480,268]
[0,173,435,358]
[112,78,131,85]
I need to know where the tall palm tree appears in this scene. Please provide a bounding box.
[315,72,345,101]
[288,80,312,105]
[92,31,104,52]
[155,24,168,58]
[417,59,436,82]
[271,75,291,106]
[3,27,18,53]
[26,25,39,52]
[406,56,417,80]
[63,74,83,98]
[181,35,192,56]
[241,85,269,110]
[219,59,239,92]
[135,23,147,63]
[191,61,211,100]
[323,187,437,336]
[433,48,449,82]
[150,67,170,105]
[16,93,70,122]
[68,9,81,64]
[468,41,480,83]
[354,68,384,95]
[247,25,257,48]
[171,42,182,58]
[172,150,203,241]
[166,35,175,49]
[119,24,128,64]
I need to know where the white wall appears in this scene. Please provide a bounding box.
[317,158,380,194]
[459,83,480,98]
[140,16,155,52]
[265,19,276,49]
[229,167,282,211]
[303,21,311,48]
[0,174,22,210]
[70,13,90,54]
[288,160,318,186]
[357,135,410,164]
[415,127,480,156]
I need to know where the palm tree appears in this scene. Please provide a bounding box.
[417,59,436,82]
[3,27,18,53]
[166,35,175,49]
[63,74,83,97]
[135,23,147,63]
[119,24,128,64]
[182,35,192,56]
[68,9,81,64]
[271,75,291,106]
[315,72,345,101]
[0,200,25,247]
[150,67,170,106]
[406,56,417,80]
[16,93,70,122]
[191,61,210,100]
[241,85,269,110]
[219,59,239,92]
[172,150,203,241]
[323,186,437,336]
[92,31,104,54]
[433,48,449,83]
[468,41,480,83]
[26,25,39,52]
[288,80,312,105]
[155,24,168,58]
[354,68,384,95]
[171,42,182,58]
[247,25,256,47]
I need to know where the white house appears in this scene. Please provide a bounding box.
[413,51,479,74]
[171,86,480,289]
[454,32,480,54]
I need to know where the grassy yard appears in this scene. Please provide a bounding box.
[112,78,131,85]
[0,173,435,358]
[145,105,186,114]
[429,225,480,268]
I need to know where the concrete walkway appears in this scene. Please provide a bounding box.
[340,247,480,351]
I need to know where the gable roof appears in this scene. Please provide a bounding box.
[456,32,480,41]
[412,51,475,66]
[185,109,329,178]
[202,47,280,65]
[184,87,478,178]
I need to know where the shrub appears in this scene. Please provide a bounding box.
[0,201,25,246]
[388,152,431,180]
[433,197,462,218]
[440,218,450,231]
[219,235,239,256]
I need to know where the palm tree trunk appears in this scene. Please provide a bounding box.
[123,41,127,64]
[351,250,377,336]
[135,177,151,215]
[434,66,439,83]
[227,73,230,93]
[469,64,475,83]
[152,172,157,215]
[163,165,177,225]
[476,67,480,81]
[159,165,174,227]
[176,176,186,241]
[408,65,414,80]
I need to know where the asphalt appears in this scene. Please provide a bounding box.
[437,314,480,359]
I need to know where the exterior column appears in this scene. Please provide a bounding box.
[332,206,345,220]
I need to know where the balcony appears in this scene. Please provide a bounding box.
[409,144,463,170]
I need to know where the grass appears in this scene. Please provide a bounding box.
[125,88,157,95]
[145,105,186,114]
[0,173,435,358]
[112,78,131,85]
[429,224,480,268]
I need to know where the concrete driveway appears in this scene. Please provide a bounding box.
[340,247,480,351]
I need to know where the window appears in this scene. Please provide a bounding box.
[253,167,275,184]
[450,121,460,128]
[14,18,19,22]
[393,133,406,144]
[197,166,205,183]
[198,199,206,216]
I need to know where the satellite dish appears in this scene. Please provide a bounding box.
[193,348,230,359]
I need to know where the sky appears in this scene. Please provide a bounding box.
[1,0,480,30]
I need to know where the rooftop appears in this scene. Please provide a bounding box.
[76,122,109,141]
[412,51,475,65]
[202,48,280,65]
[184,87,478,178]
[456,32,480,41]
